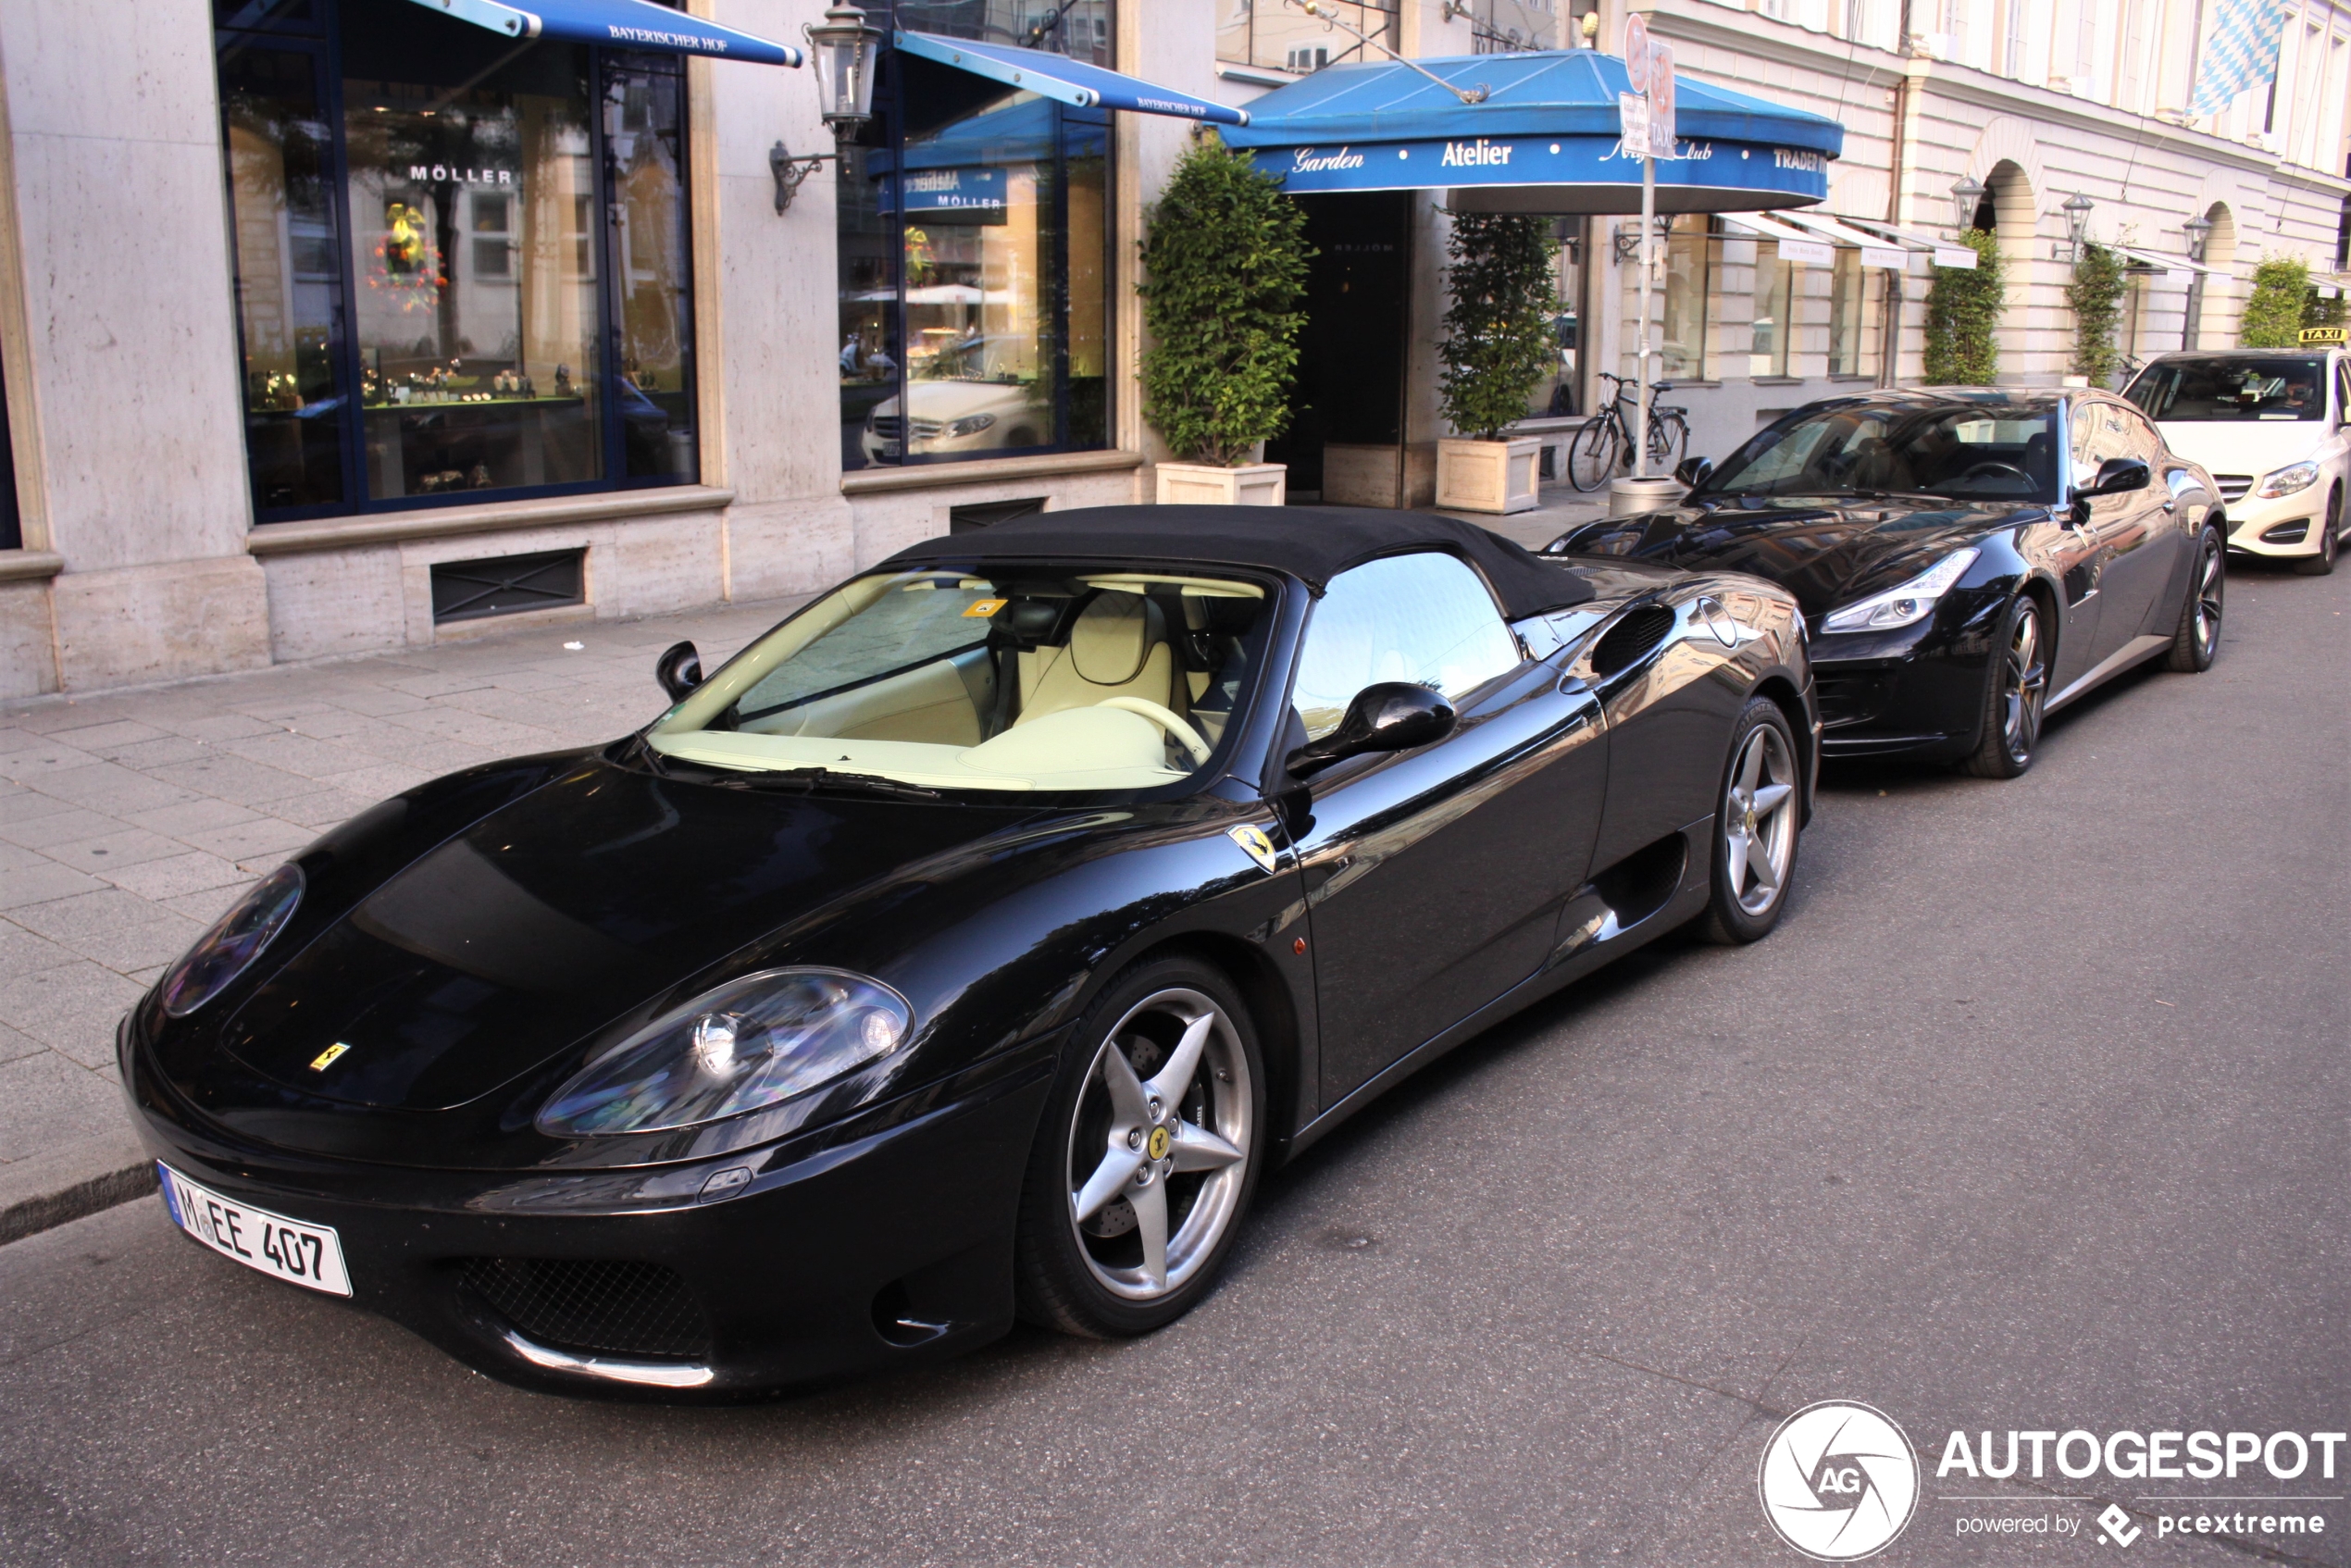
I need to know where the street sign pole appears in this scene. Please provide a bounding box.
[1635,150,1655,480]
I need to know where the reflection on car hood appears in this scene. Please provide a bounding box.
[1550,494,2026,613]
[216,763,1032,1114]
[871,380,1039,422]
[2152,420,2335,479]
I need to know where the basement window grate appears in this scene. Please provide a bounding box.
[950,498,1047,533]
[429,548,586,624]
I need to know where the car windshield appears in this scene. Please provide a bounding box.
[645,565,1274,795]
[1698,404,2061,502]
[2125,356,2326,421]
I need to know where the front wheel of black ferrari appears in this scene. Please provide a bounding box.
[1696,697,1802,945]
[2166,523,2226,669]
[1959,593,2047,778]
[1014,957,1266,1338]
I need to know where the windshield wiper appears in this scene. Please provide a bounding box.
[721,766,942,801]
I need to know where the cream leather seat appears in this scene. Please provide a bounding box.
[1017,591,1179,724]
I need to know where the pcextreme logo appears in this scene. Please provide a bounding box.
[1759,1400,1922,1561]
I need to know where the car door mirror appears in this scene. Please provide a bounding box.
[2073,455,2149,502]
[655,640,703,701]
[1673,455,1714,489]
[1285,682,1457,779]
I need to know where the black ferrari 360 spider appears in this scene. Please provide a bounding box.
[124,506,1817,1400]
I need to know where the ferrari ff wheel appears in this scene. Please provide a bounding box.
[2290,487,2339,577]
[1697,697,1801,945]
[1959,594,2046,778]
[1014,957,1265,1338]
[2167,524,2226,669]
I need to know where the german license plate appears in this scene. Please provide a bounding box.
[158,1163,351,1297]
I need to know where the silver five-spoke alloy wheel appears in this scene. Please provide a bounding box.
[1064,988,1252,1300]
[1722,723,1798,916]
[2002,599,2048,756]
[2191,539,2223,660]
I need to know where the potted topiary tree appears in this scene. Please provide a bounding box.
[2240,255,2311,346]
[1138,137,1312,505]
[1434,212,1558,515]
[1923,228,2007,382]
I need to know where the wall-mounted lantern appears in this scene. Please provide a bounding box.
[2052,191,2095,264]
[1950,175,1984,234]
[772,3,885,214]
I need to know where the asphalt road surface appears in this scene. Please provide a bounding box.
[2,561,2344,1568]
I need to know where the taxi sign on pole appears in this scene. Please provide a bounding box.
[1648,40,1677,156]
[2301,325,2347,345]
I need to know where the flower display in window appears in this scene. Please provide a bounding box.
[367,202,446,313]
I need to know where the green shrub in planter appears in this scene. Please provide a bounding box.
[1923,229,2006,384]
[1137,137,1312,467]
[1437,212,1559,441]
[2064,241,2128,385]
[2240,256,2310,347]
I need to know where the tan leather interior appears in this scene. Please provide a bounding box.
[1018,591,1180,724]
[741,657,982,746]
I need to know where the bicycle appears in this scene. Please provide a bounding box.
[1567,371,1690,492]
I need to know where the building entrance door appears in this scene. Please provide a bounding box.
[1266,192,1414,506]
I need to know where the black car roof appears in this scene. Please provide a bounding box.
[877,504,1597,616]
[1842,386,2070,409]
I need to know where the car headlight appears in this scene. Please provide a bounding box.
[536,967,913,1137]
[943,413,996,438]
[2254,461,2320,499]
[1819,549,1980,635]
[159,863,305,1017]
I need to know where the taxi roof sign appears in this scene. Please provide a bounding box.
[2301,325,2348,344]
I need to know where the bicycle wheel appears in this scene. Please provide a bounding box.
[1648,409,1688,469]
[1567,416,1622,492]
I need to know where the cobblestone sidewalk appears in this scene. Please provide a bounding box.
[0,496,1599,1241]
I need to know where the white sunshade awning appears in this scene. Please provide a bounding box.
[1843,217,1980,269]
[1721,213,1835,266]
[2107,243,2223,279]
[1774,210,1909,269]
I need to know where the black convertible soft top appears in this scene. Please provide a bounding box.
[878,504,1597,617]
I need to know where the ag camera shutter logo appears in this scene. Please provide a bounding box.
[1759,1400,1921,1561]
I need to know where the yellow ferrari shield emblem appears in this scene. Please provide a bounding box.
[1226,824,1280,874]
[1147,1126,1172,1161]
[308,1042,350,1072]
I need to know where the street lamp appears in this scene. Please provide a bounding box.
[772,3,885,214]
[2053,191,2095,264]
[1950,175,1984,234]
[2182,212,2215,350]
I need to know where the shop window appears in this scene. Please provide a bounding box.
[1750,243,1795,379]
[0,355,18,551]
[839,31,1111,471]
[216,1,700,524]
[1661,215,1710,380]
[1828,248,1883,377]
[1220,0,1397,73]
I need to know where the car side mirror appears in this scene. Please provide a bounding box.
[1285,682,1457,779]
[2073,455,2150,502]
[1673,455,1714,489]
[655,640,703,701]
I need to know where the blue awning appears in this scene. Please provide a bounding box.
[1221,51,1842,214]
[893,31,1249,125]
[403,0,802,68]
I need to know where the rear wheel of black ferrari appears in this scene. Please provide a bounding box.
[2166,523,2226,669]
[1959,594,2046,778]
[1696,697,1802,945]
[1014,956,1266,1338]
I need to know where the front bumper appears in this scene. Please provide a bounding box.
[1809,596,2006,762]
[123,1017,1055,1402]
[2224,491,2332,558]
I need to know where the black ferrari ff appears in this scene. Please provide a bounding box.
[1547,389,2227,777]
[124,506,1816,1400]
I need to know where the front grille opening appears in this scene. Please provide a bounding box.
[459,1257,710,1362]
[2215,474,2254,503]
[429,548,586,625]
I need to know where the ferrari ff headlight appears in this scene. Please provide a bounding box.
[2254,461,2320,499]
[1819,548,1980,634]
[536,967,913,1137]
[943,413,996,439]
[158,863,304,1017]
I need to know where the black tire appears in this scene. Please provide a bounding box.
[1567,416,1620,492]
[1013,955,1267,1339]
[2166,523,2226,669]
[1959,593,2048,778]
[2289,487,2339,576]
[1696,696,1803,945]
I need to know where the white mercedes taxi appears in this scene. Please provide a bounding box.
[2124,335,2350,575]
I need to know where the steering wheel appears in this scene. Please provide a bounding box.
[1096,698,1213,765]
[1959,461,2032,484]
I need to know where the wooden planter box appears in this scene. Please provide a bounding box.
[1155,461,1287,507]
[1435,436,1542,515]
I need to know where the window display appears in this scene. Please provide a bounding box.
[216,1,700,524]
[839,32,1111,470]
